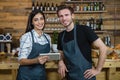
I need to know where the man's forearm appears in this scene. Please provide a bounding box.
[96,47,107,71]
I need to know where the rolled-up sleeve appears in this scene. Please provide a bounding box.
[18,33,32,60]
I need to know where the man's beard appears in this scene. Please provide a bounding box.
[64,20,73,27]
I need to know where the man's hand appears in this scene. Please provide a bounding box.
[84,67,101,79]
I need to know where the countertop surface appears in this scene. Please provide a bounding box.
[0,57,120,69]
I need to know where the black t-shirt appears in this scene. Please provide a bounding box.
[57,25,99,62]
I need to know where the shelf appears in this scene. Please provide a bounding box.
[46,22,60,24]
[74,10,107,13]
[44,30,62,33]
[95,30,120,36]
[26,8,107,14]
[43,11,57,14]
[65,1,104,3]
[0,40,12,43]
[25,8,57,14]
[94,30,107,34]
[103,18,120,21]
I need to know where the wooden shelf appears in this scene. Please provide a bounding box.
[103,18,120,21]
[25,8,57,14]
[46,22,60,24]
[26,8,107,14]
[74,10,107,13]
[0,40,12,43]
[94,30,107,34]
[95,30,120,36]
[65,1,104,3]
[44,30,63,33]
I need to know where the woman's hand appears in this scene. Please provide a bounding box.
[58,60,68,78]
[37,56,49,64]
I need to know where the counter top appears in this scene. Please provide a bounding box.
[93,58,120,68]
[0,58,120,80]
[0,57,58,69]
[0,58,120,70]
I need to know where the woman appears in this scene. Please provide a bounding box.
[17,9,51,80]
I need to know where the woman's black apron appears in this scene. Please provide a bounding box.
[17,32,50,80]
[62,25,96,80]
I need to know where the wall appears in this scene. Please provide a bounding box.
[0,0,120,46]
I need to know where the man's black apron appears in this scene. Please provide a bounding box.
[62,25,96,80]
[17,32,50,80]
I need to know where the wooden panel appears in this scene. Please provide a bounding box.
[0,0,119,49]
[96,69,107,80]
[0,0,30,2]
[0,2,31,7]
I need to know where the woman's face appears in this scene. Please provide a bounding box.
[58,9,74,27]
[32,13,45,31]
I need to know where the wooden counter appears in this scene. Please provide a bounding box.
[0,58,120,80]
[93,58,120,80]
[0,58,19,80]
[0,57,60,80]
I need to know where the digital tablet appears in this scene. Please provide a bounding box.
[39,53,60,60]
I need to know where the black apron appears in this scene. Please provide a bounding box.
[17,32,50,80]
[62,25,96,80]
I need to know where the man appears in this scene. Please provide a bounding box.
[57,5,107,80]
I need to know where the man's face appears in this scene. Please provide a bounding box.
[58,9,74,27]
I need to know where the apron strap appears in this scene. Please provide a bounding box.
[74,25,77,50]
[43,33,50,44]
[61,30,66,48]
[30,31,34,43]
[74,25,83,55]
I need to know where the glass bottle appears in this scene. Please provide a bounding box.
[51,3,54,11]
[47,3,50,11]
[102,3,105,11]
[36,1,39,10]
[44,2,47,11]
[39,2,43,11]
[32,1,35,11]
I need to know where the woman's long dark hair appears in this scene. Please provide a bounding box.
[25,9,45,33]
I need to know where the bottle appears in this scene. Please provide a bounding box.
[73,4,76,11]
[90,2,93,11]
[87,3,90,11]
[44,2,47,11]
[80,3,83,11]
[94,2,97,11]
[105,35,111,46]
[97,16,103,30]
[99,2,102,11]
[90,17,94,30]
[76,4,80,11]
[86,20,90,27]
[99,17,103,30]
[55,4,58,11]
[32,1,35,11]
[96,19,99,30]
[47,3,50,11]
[36,1,39,10]
[102,3,105,11]
[107,35,111,47]
[94,19,96,30]
[39,2,43,11]
[96,2,99,11]
[51,3,54,11]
